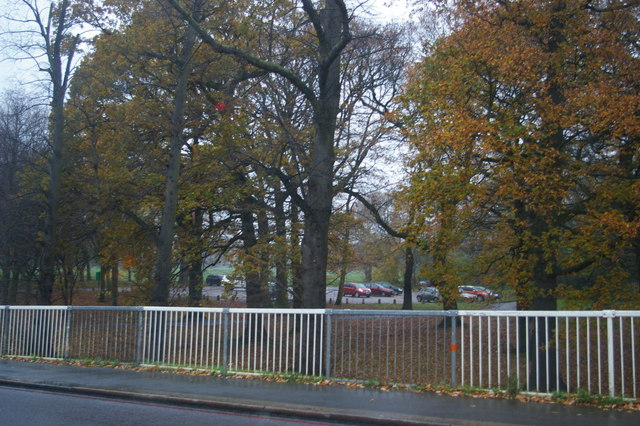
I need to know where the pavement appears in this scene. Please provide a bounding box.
[0,359,638,425]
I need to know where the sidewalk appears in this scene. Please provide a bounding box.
[0,359,637,425]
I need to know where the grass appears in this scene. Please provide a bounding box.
[551,389,627,408]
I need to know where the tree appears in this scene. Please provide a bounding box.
[66,0,252,306]
[151,0,201,306]
[2,0,85,304]
[402,0,640,390]
[0,90,47,304]
[166,0,352,308]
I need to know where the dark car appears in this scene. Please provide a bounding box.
[343,282,371,298]
[375,282,403,295]
[364,282,394,297]
[205,274,223,286]
[417,287,440,303]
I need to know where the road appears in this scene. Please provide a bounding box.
[0,385,344,426]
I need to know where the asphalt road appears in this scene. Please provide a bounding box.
[0,385,342,426]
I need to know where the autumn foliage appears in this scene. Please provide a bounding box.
[401,0,640,309]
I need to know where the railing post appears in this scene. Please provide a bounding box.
[449,310,458,387]
[1,306,9,356]
[325,310,332,380]
[135,308,144,365]
[222,308,229,374]
[64,307,73,359]
[604,310,616,397]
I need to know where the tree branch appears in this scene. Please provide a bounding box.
[342,188,407,239]
[163,0,317,103]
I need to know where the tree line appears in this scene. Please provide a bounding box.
[0,0,638,313]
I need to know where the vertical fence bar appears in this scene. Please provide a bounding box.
[632,318,637,398]
[451,312,457,386]
[1,306,9,356]
[135,309,143,365]
[587,317,591,394]
[488,316,492,389]
[619,317,624,397]
[606,310,615,397]
[222,308,229,374]
[325,310,332,380]
[597,317,602,395]
[64,307,72,359]
[565,316,570,393]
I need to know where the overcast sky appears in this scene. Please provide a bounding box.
[0,0,412,94]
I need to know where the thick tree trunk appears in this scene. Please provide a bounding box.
[0,266,8,305]
[187,208,204,306]
[363,265,373,282]
[151,13,198,306]
[290,204,303,308]
[300,3,342,309]
[526,257,566,392]
[39,85,65,306]
[110,264,118,306]
[240,208,269,308]
[98,266,106,303]
[8,270,18,304]
[402,246,414,310]
[335,224,351,306]
[273,190,289,307]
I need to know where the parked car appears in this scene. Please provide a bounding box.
[364,282,394,297]
[419,280,435,287]
[417,287,440,303]
[458,285,499,301]
[343,282,371,298]
[458,286,480,301]
[473,286,500,300]
[375,282,403,295]
[205,274,223,286]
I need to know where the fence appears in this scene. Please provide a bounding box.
[1,306,638,399]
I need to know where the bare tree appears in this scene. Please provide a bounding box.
[0,90,48,304]
[2,0,84,304]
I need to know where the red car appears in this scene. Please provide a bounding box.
[458,285,496,301]
[343,282,371,298]
[364,283,394,297]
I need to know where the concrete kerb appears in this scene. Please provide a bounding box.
[0,377,459,426]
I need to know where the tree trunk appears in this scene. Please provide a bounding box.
[98,266,106,303]
[273,190,289,307]
[290,204,303,308]
[300,3,342,309]
[187,208,204,306]
[363,265,373,282]
[526,256,566,392]
[110,263,118,306]
[335,225,351,306]
[8,270,18,304]
[0,266,8,305]
[151,9,199,306]
[402,245,414,310]
[240,208,269,308]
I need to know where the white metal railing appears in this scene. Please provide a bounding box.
[1,306,638,398]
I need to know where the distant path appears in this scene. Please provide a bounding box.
[203,285,516,310]
[489,301,517,310]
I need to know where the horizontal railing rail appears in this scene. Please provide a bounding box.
[1,306,637,399]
